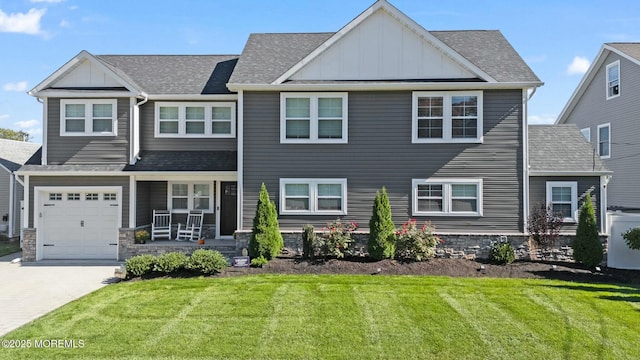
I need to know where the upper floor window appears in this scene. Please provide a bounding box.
[280,93,348,144]
[597,123,611,159]
[580,127,591,142]
[606,60,620,99]
[279,178,347,215]
[412,178,483,216]
[60,99,117,136]
[546,181,577,222]
[412,91,483,143]
[155,102,236,138]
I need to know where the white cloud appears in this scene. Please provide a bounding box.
[15,119,39,128]
[59,19,70,28]
[0,8,45,35]
[567,56,591,75]
[3,81,28,92]
[529,114,557,125]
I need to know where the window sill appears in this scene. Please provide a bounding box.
[412,138,483,144]
[280,211,347,216]
[61,132,117,137]
[280,139,348,144]
[412,212,483,217]
[155,134,235,139]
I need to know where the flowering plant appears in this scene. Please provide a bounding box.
[319,220,358,258]
[394,219,441,261]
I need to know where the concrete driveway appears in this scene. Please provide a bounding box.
[0,251,120,336]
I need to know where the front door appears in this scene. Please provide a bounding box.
[219,182,237,236]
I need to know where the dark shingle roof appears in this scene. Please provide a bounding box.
[0,139,41,171]
[228,30,539,85]
[228,33,333,84]
[124,151,237,172]
[97,55,239,94]
[18,164,126,172]
[607,43,640,62]
[529,125,610,174]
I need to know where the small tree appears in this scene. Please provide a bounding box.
[573,192,603,267]
[622,227,640,250]
[302,224,316,259]
[527,203,563,250]
[249,183,283,260]
[368,187,395,260]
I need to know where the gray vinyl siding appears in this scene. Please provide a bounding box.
[0,169,9,231]
[242,90,524,233]
[563,52,640,209]
[138,101,237,151]
[46,98,130,165]
[529,176,602,231]
[27,176,130,228]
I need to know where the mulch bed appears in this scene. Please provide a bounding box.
[220,255,640,284]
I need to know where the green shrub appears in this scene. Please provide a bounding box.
[302,224,316,259]
[490,241,515,265]
[368,187,396,260]
[573,192,603,267]
[527,203,563,250]
[154,252,188,273]
[251,256,268,268]
[134,230,150,244]
[395,220,441,261]
[125,254,156,277]
[622,227,640,250]
[249,183,284,260]
[186,249,229,275]
[318,220,358,258]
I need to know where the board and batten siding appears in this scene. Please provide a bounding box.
[46,98,130,165]
[563,52,640,209]
[27,176,130,228]
[242,90,524,233]
[138,101,237,152]
[529,176,602,231]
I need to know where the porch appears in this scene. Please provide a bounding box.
[118,231,239,260]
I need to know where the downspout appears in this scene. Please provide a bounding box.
[601,175,611,234]
[37,97,47,165]
[130,93,149,165]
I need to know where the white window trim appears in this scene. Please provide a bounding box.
[546,181,578,223]
[168,181,214,214]
[412,178,483,216]
[597,123,611,159]
[60,99,118,136]
[580,127,591,142]
[280,93,348,144]
[412,91,483,144]
[606,60,620,100]
[279,178,347,215]
[155,102,236,138]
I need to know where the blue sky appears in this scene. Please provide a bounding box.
[1,0,639,144]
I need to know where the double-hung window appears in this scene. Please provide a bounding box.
[413,179,483,216]
[280,179,347,215]
[155,102,236,138]
[168,182,214,213]
[60,99,117,136]
[606,60,620,99]
[280,93,348,143]
[412,91,483,143]
[546,181,578,222]
[597,123,611,159]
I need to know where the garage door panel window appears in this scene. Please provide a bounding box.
[86,193,99,201]
[168,182,214,213]
[49,193,62,201]
[104,193,117,201]
[68,193,80,201]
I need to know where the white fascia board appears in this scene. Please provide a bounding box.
[147,94,238,101]
[555,45,608,125]
[272,1,497,84]
[32,90,137,98]
[15,170,237,179]
[529,170,613,176]
[227,81,543,92]
[132,172,238,181]
[29,50,143,97]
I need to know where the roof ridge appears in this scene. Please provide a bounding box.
[97,54,240,57]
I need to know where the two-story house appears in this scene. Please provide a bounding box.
[556,43,640,211]
[17,0,607,262]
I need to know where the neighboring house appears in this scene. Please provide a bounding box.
[0,139,41,239]
[528,125,611,232]
[556,43,640,211]
[19,0,603,262]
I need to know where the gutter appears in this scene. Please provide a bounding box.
[227,81,544,92]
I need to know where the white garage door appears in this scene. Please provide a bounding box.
[40,190,120,260]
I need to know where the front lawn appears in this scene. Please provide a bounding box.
[2,275,639,359]
[0,240,20,257]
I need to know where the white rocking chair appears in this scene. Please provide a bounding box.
[176,210,204,242]
[151,210,172,241]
